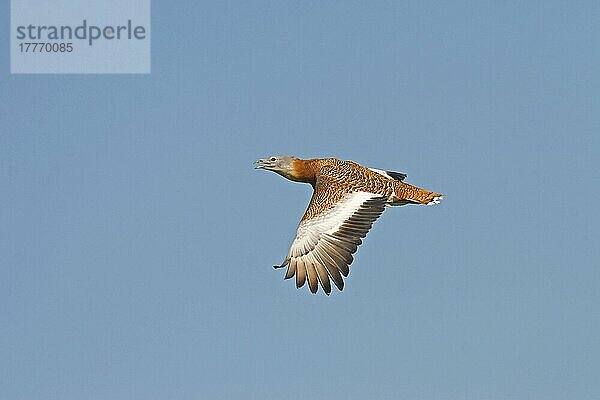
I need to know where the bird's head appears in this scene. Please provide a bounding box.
[254,155,297,180]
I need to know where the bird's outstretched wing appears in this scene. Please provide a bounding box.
[277,184,387,295]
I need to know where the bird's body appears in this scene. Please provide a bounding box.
[255,156,443,295]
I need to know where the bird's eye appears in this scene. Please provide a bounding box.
[270,157,276,162]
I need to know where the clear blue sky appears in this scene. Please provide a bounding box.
[2,2,599,399]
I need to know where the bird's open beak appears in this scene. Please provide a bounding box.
[254,158,277,170]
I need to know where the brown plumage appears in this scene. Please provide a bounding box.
[255,156,444,295]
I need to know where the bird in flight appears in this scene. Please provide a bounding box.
[255,156,443,295]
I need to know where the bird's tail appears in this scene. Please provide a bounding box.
[396,184,444,205]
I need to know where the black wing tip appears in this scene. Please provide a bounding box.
[386,170,407,181]
[274,259,289,269]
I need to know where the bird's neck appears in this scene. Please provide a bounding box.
[287,158,317,184]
